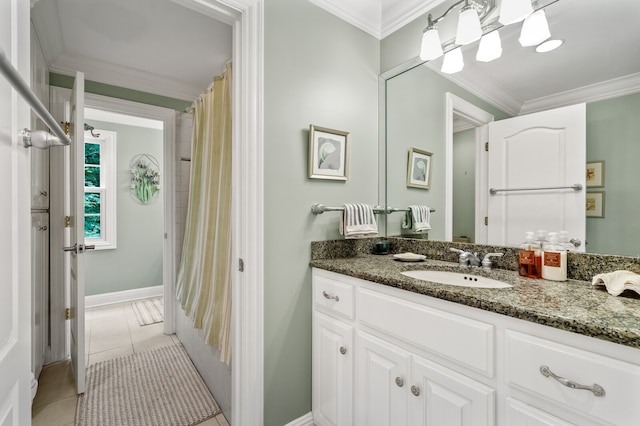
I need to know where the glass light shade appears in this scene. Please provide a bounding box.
[420,27,444,61]
[455,6,482,45]
[536,39,563,53]
[499,0,533,25]
[519,9,550,47]
[476,31,502,62]
[441,48,464,74]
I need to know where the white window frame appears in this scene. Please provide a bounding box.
[84,129,117,250]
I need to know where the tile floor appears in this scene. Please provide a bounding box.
[31,299,229,426]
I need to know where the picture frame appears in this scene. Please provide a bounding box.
[586,161,605,188]
[406,147,433,189]
[586,191,605,218]
[308,125,349,181]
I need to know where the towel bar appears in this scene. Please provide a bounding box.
[311,204,435,215]
[387,206,436,213]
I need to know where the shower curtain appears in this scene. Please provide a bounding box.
[176,64,232,364]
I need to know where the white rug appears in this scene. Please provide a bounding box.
[76,344,221,426]
[131,297,163,326]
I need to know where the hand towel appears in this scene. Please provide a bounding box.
[592,270,640,296]
[339,203,378,239]
[402,205,431,233]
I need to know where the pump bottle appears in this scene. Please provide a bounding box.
[519,231,541,278]
[542,232,567,281]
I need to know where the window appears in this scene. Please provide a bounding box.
[84,129,117,249]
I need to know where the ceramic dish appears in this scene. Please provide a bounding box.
[393,253,426,262]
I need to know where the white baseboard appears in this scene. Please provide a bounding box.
[285,412,314,426]
[85,285,163,308]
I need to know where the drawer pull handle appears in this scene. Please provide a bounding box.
[339,346,347,355]
[395,377,404,387]
[539,365,606,397]
[411,385,420,396]
[322,291,339,302]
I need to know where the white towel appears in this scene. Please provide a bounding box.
[402,205,431,233]
[592,270,640,297]
[339,203,378,239]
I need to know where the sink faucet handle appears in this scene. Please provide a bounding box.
[450,248,470,266]
[481,253,504,270]
[449,248,465,254]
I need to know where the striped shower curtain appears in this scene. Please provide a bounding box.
[176,64,232,364]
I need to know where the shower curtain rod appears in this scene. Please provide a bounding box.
[0,46,71,147]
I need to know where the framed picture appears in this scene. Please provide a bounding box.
[586,161,605,188]
[308,125,349,181]
[406,148,433,189]
[586,191,605,218]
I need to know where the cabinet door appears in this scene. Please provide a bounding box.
[356,331,411,426]
[313,312,354,426]
[409,355,494,426]
[505,397,577,426]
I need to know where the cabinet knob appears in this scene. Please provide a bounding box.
[411,385,420,396]
[339,346,347,355]
[38,225,48,231]
[323,291,339,302]
[395,377,404,387]
[40,190,48,197]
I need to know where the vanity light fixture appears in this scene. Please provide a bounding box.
[441,47,465,74]
[536,38,563,53]
[455,1,483,45]
[476,30,502,62]
[519,9,550,46]
[499,0,533,25]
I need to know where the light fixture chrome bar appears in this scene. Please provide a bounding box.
[0,46,71,148]
[386,206,436,213]
[490,183,582,195]
[311,203,387,215]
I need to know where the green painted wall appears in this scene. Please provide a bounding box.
[264,0,379,424]
[84,119,164,296]
[50,73,191,111]
[586,92,640,256]
[385,65,509,239]
[453,128,475,242]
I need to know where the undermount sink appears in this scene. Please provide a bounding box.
[401,270,513,289]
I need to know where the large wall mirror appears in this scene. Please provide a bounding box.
[383,0,640,257]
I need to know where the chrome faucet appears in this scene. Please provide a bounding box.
[450,248,503,270]
[449,248,481,267]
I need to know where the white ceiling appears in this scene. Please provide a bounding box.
[31,0,232,101]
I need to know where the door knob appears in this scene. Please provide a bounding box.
[63,243,96,253]
[395,377,404,387]
[411,385,420,396]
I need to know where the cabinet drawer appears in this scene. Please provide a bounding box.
[358,287,494,376]
[313,271,355,320]
[506,330,640,426]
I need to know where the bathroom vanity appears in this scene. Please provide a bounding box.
[310,254,640,426]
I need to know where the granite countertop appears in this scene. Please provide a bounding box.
[310,254,640,349]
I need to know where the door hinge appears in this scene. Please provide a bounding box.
[485,142,489,152]
[238,258,245,272]
[65,308,71,320]
[65,216,71,228]
[484,216,488,226]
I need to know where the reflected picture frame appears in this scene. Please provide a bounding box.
[308,124,349,181]
[586,191,605,218]
[406,147,432,189]
[586,161,605,188]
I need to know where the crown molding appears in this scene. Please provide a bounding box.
[520,72,640,115]
[49,53,203,101]
[308,0,381,39]
[381,0,447,39]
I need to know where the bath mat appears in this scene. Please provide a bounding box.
[131,297,163,326]
[75,344,221,426]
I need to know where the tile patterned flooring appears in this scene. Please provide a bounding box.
[32,300,229,426]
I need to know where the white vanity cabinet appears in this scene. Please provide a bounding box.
[312,267,640,426]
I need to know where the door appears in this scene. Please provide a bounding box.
[409,355,494,426]
[487,104,586,250]
[68,72,86,393]
[312,312,354,426]
[356,332,411,426]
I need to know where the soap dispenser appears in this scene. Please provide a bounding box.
[558,231,576,251]
[542,232,567,281]
[519,231,541,278]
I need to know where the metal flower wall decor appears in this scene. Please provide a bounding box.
[130,154,160,204]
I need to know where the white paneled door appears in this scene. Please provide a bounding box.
[68,72,87,394]
[0,0,33,422]
[487,104,586,250]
